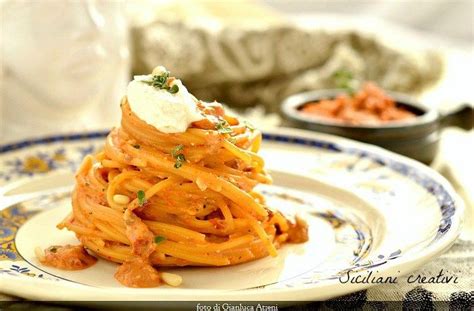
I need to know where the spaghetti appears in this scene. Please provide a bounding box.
[41,70,308,288]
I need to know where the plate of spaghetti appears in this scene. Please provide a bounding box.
[0,67,463,303]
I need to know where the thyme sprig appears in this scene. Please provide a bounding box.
[142,71,179,94]
[332,69,357,94]
[171,145,186,169]
[216,119,233,134]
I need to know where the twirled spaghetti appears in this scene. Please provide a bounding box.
[40,70,308,288]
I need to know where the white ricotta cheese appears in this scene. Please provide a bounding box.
[126,72,204,133]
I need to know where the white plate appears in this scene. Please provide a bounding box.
[0,128,463,302]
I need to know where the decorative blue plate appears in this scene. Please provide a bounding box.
[0,128,463,302]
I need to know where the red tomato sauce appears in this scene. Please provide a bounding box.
[300,83,416,125]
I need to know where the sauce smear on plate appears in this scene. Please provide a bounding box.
[38,245,97,270]
[114,258,161,288]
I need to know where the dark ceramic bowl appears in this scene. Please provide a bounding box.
[281,89,473,164]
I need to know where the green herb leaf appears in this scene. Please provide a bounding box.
[171,145,186,168]
[216,119,233,134]
[174,154,186,169]
[142,71,180,95]
[243,120,255,132]
[137,190,146,206]
[332,69,357,94]
[167,84,179,94]
[154,236,166,244]
[171,144,184,157]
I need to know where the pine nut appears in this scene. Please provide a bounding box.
[161,272,182,287]
[196,177,208,191]
[113,194,130,205]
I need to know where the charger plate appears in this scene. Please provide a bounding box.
[0,128,463,302]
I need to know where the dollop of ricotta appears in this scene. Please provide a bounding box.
[126,73,204,133]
